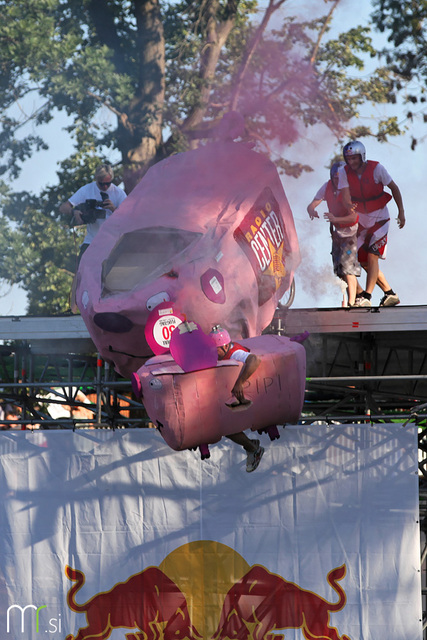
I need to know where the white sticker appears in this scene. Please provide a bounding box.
[209,276,222,294]
[152,315,183,348]
[158,307,174,316]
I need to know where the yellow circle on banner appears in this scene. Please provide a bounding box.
[159,540,250,640]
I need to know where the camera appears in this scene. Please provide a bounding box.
[73,197,107,224]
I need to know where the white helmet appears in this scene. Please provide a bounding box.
[343,140,366,163]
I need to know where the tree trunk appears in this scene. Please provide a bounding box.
[120,0,166,193]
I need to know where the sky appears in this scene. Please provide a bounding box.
[1,0,425,315]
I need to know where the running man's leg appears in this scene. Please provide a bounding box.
[365,253,380,295]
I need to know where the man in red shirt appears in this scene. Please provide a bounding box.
[338,140,405,307]
[210,326,264,472]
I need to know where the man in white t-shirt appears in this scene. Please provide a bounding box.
[307,162,360,307]
[338,141,405,307]
[60,163,127,263]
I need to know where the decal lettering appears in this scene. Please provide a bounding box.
[234,187,292,305]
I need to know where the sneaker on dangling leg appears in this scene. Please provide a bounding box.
[379,292,400,307]
[246,440,264,473]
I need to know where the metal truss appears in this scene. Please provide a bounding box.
[0,344,148,430]
[269,305,427,423]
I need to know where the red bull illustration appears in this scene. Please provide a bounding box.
[64,542,350,640]
[213,564,350,640]
[64,565,202,640]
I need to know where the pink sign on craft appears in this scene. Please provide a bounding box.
[169,321,218,373]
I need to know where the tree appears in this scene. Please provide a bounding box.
[0,0,403,313]
[371,0,427,150]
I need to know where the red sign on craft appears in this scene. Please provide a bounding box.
[234,187,291,305]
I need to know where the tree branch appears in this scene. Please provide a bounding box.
[310,0,341,65]
[181,0,240,140]
[230,0,288,111]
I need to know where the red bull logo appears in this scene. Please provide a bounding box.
[64,542,350,640]
[213,564,350,640]
[64,565,201,640]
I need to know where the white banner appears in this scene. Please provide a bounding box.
[0,424,421,640]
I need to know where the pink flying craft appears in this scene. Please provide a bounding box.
[75,138,300,378]
[131,333,306,458]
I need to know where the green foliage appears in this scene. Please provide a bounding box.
[0,0,408,313]
[371,0,427,137]
[0,185,80,314]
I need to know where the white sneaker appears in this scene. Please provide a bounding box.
[246,440,264,472]
[379,293,400,307]
[353,296,371,307]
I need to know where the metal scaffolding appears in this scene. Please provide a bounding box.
[0,315,149,430]
[1,306,427,433]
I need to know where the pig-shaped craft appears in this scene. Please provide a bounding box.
[131,334,306,457]
[76,141,300,378]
